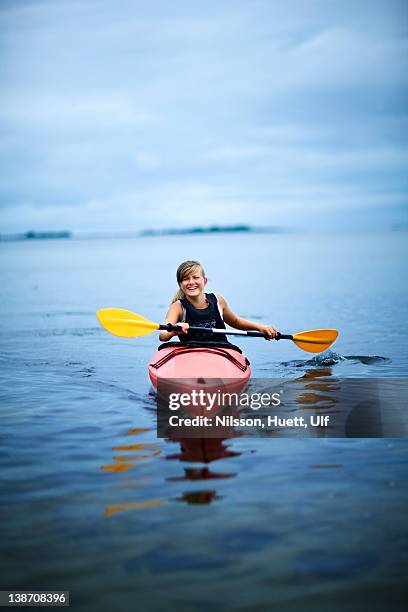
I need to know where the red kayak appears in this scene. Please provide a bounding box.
[148,343,251,397]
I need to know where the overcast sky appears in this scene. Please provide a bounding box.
[0,0,407,232]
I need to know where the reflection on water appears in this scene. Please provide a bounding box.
[104,498,164,517]
[102,427,165,516]
[101,369,408,517]
[167,467,236,481]
[295,369,340,432]
[165,437,241,463]
[101,428,161,474]
[176,490,219,505]
[273,374,406,437]
[102,423,241,512]
[165,437,239,505]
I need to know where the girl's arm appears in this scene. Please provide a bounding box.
[217,294,278,340]
[159,301,189,342]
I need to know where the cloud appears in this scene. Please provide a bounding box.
[135,152,161,171]
[279,27,408,90]
[0,94,159,133]
[0,0,406,231]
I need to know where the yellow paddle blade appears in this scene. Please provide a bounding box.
[96,308,160,338]
[292,329,338,353]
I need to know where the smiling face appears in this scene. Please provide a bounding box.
[179,265,207,299]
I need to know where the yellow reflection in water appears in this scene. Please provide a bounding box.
[100,463,135,473]
[104,498,164,517]
[112,443,160,451]
[126,428,151,435]
[101,427,163,514]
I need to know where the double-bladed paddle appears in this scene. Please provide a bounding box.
[96,308,338,354]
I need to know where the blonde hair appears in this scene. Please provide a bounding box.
[171,260,206,303]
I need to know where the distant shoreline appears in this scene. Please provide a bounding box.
[0,225,289,242]
[0,230,72,242]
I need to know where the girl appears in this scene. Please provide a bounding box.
[159,260,278,343]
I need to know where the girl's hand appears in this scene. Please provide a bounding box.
[261,325,278,340]
[176,322,190,334]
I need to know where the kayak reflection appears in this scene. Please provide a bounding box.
[175,490,220,505]
[165,437,239,490]
[164,436,240,505]
[163,398,242,504]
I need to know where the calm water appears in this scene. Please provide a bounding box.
[1,232,407,611]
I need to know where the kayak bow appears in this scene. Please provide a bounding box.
[148,343,251,395]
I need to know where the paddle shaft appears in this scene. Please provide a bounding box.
[159,323,293,340]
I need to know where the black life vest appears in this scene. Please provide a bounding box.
[179,293,228,343]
